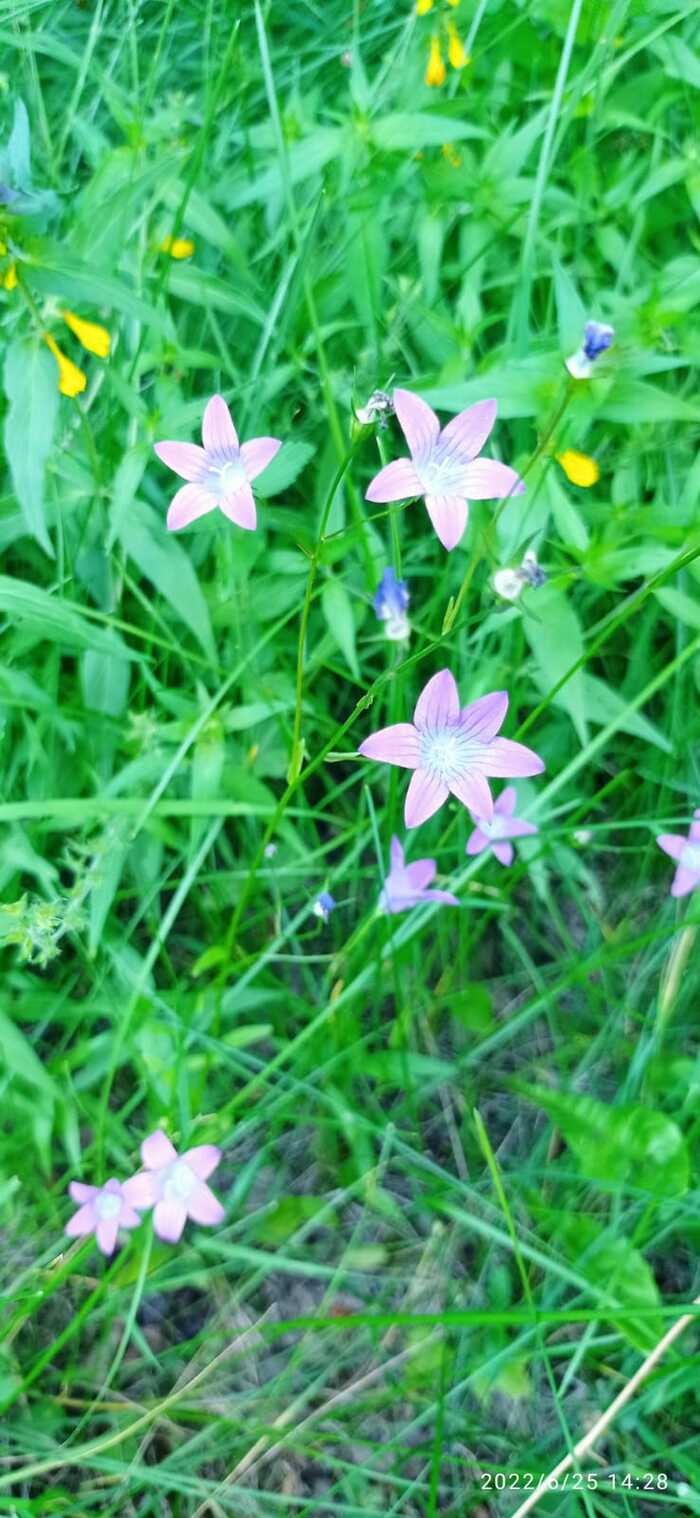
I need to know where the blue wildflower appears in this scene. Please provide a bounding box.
[566,320,615,380]
[374,567,410,642]
[313,891,336,922]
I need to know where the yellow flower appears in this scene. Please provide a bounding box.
[416,0,433,11]
[3,263,17,291]
[447,21,469,68]
[159,235,195,259]
[425,36,446,86]
[61,309,111,358]
[44,334,87,398]
[441,143,462,167]
[557,449,600,487]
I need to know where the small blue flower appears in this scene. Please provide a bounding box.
[313,891,336,922]
[374,568,410,642]
[566,320,615,380]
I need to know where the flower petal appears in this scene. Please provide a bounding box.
[414,669,460,730]
[461,458,525,499]
[142,1130,177,1170]
[120,1205,142,1229]
[404,858,437,891]
[393,388,440,465]
[492,840,514,867]
[437,398,497,463]
[167,484,216,531]
[220,484,257,530]
[390,835,404,871]
[459,691,508,742]
[423,493,468,551]
[358,723,420,769]
[65,1202,96,1237]
[153,440,207,481]
[656,833,685,862]
[365,458,422,503]
[202,394,239,457]
[187,1181,225,1227]
[449,769,493,822]
[502,817,538,839]
[69,1181,97,1204]
[495,785,517,816]
[481,738,545,778]
[424,888,459,905]
[671,865,700,898]
[466,827,489,856]
[154,1198,187,1243]
[240,436,282,481]
[404,768,449,828]
[122,1171,157,1209]
[95,1216,120,1255]
[181,1144,221,1181]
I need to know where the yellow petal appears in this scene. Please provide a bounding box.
[416,0,433,11]
[447,22,468,68]
[4,263,17,291]
[44,334,87,398]
[557,449,600,487]
[159,235,195,259]
[425,36,446,86]
[61,309,111,357]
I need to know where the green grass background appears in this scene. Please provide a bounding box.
[2,0,700,1512]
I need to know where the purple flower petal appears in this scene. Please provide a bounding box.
[142,1130,177,1170]
[404,858,438,891]
[495,785,517,816]
[438,398,497,463]
[423,493,469,551]
[459,691,508,743]
[167,484,216,531]
[671,865,700,898]
[153,1198,187,1243]
[365,458,422,503]
[393,388,440,465]
[187,1181,225,1227]
[181,1144,221,1181]
[414,669,460,729]
[69,1181,97,1204]
[404,768,449,828]
[424,888,459,905]
[65,1202,97,1237]
[390,835,405,871]
[493,840,514,867]
[240,437,282,481]
[461,458,525,500]
[153,440,207,481]
[656,833,685,861]
[95,1215,120,1256]
[449,769,494,822]
[358,723,421,769]
[502,817,538,839]
[481,738,545,778]
[466,826,489,856]
[220,484,257,530]
[120,1204,142,1229]
[122,1171,156,1209]
[202,394,239,458]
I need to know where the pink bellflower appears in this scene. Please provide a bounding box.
[124,1129,225,1243]
[365,388,524,551]
[466,785,538,867]
[380,835,459,913]
[358,669,544,829]
[65,1177,141,1257]
[154,394,282,532]
[656,809,700,898]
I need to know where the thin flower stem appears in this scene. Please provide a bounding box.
[510,1295,700,1518]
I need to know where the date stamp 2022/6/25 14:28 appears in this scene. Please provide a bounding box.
[479,1470,671,1493]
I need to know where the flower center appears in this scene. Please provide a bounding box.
[95,1192,122,1220]
[680,844,700,873]
[417,456,465,495]
[163,1161,197,1203]
[420,726,477,783]
[481,815,507,839]
[203,458,246,498]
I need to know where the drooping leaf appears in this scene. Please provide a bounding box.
[0,576,133,658]
[522,583,588,743]
[519,1084,689,1198]
[118,506,215,659]
[3,340,58,556]
[255,440,315,497]
[321,578,359,679]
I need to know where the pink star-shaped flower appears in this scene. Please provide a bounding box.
[379,835,459,913]
[656,808,700,898]
[154,394,281,532]
[358,669,544,829]
[365,388,524,551]
[65,1177,141,1256]
[466,785,538,866]
[123,1130,225,1243]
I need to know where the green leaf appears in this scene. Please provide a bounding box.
[552,259,586,354]
[0,1008,57,1098]
[582,1236,662,1351]
[654,585,700,632]
[321,578,359,679]
[3,340,58,556]
[118,507,215,659]
[519,1084,689,1198]
[581,673,672,754]
[29,258,171,334]
[167,264,266,322]
[423,357,558,419]
[522,584,588,743]
[81,650,131,716]
[370,113,487,150]
[255,440,315,496]
[598,378,700,424]
[8,98,31,188]
[255,1196,337,1245]
[0,576,133,658]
